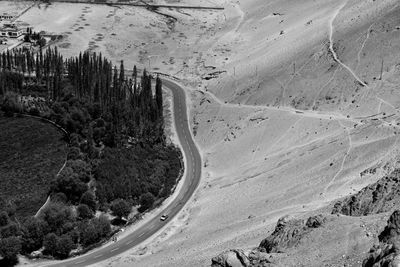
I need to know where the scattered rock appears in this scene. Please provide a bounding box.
[211,249,273,267]
[211,214,326,266]
[211,249,250,267]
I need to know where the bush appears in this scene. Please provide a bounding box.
[21,217,48,254]
[0,211,9,227]
[0,236,22,264]
[67,147,81,160]
[79,222,100,247]
[0,223,20,238]
[55,234,74,259]
[1,92,22,115]
[110,199,131,219]
[43,233,58,256]
[77,204,93,220]
[51,167,88,203]
[138,192,155,213]
[80,191,96,211]
[93,215,111,237]
[28,107,40,116]
[67,160,91,183]
[41,202,74,234]
[51,192,67,204]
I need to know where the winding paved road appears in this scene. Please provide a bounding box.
[45,79,202,267]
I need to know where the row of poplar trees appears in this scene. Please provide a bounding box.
[0,47,164,143]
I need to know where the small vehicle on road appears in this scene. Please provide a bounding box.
[160,214,169,221]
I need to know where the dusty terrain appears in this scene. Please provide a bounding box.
[3,0,400,266]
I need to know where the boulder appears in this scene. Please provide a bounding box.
[211,249,250,267]
[306,214,326,228]
[211,249,273,267]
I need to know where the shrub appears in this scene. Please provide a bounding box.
[55,234,74,259]
[0,211,9,227]
[80,191,96,211]
[67,160,91,183]
[0,236,22,263]
[67,147,81,160]
[43,233,58,256]
[77,204,93,220]
[0,223,20,238]
[93,215,111,237]
[51,167,88,203]
[28,107,40,116]
[51,192,67,204]
[1,92,22,115]
[41,202,74,234]
[138,192,155,213]
[79,222,100,247]
[21,217,48,254]
[110,199,131,219]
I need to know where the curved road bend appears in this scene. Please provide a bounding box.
[45,79,202,267]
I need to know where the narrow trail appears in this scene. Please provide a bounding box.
[233,3,245,33]
[243,124,344,169]
[355,22,375,71]
[311,66,340,110]
[378,99,383,113]
[203,104,223,144]
[249,117,297,162]
[376,95,399,112]
[203,89,360,124]
[264,117,303,155]
[340,134,399,190]
[327,0,400,124]
[281,55,318,106]
[322,120,353,197]
[328,0,368,88]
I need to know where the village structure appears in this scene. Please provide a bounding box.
[0,11,32,46]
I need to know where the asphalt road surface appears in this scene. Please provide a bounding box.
[45,78,202,267]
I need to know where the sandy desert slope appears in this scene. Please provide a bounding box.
[2,0,400,266]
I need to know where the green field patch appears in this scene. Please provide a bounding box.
[0,114,67,218]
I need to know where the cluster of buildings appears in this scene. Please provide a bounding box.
[0,12,29,40]
[1,24,25,39]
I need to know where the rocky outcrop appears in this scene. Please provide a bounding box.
[259,215,326,253]
[363,243,400,267]
[363,210,400,267]
[379,210,400,244]
[332,169,400,216]
[211,249,273,267]
[211,215,326,266]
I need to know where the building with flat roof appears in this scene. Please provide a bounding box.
[0,24,24,38]
[0,13,16,21]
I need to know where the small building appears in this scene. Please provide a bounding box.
[0,24,24,38]
[0,13,15,21]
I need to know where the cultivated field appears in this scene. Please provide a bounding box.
[0,114,67,217]
[4,0,400,265]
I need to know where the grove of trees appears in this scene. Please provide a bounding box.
[0,47,182,264]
